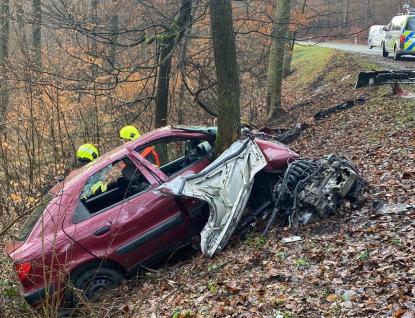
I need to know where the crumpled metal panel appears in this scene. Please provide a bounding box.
[156,138,267,258]
[354,70,415,88]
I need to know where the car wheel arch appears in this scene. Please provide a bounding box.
[69,259,126,277]
[66,259,126,304]
[393,45,401,60]
[382,44,389,57]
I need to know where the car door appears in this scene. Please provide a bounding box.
[384,21,393,51]
[63,147,210,273]
[385,18,399,52]
[386,16,405,53]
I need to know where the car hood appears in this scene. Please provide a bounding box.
[156,138,267,257]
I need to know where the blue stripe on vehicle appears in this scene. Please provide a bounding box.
[405,32,415,42]
[407,42,415,50]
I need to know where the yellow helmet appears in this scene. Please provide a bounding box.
[120,126,141,141]
[77,143,99,162]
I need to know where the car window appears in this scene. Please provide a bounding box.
[406,17,415,30]
[135,138,212,176]
[392,16,405,31]
[79,157,152,215]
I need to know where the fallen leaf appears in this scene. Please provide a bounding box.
[402,171,415,179]
[326,294,339,302]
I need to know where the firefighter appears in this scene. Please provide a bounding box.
[119,125,141,141]
[77,143,99,167]
[119,126,160,166]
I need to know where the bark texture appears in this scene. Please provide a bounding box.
[210,0,241,156]
[267,0,292,119]
[155,0,192,128]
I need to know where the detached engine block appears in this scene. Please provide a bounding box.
[256,154,365,237]
[292,154,363,225]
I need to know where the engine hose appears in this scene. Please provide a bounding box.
[294,160,319,171]
[263,194,284,237]
[288,175,299,187]
[289,169,303,180]
[265,158,320,234]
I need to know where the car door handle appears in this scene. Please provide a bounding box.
[94,226,110,236]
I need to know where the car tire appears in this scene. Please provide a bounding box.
[368,41,373,49]
[382,44,389,57]
[68,264,125,305]
[393,46,401,60]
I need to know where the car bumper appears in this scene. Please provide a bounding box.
[397,48,415,55]
[22,284,54,306]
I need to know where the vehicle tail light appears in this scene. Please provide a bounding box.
[15,263,31,281]
[400,35,406,43]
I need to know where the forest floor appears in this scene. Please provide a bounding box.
[1,50,415,318]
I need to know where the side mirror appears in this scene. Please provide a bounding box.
[383,26,389,32]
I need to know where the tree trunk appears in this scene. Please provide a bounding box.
[282,29,293,78]
[267,0,292,119]
[91,0,99,78]
[210,0,240,156]
[154,40,172,128]
[108,0,118,73]
[283,0,306,78]
[32,0,42,72]
[0,0,9,134]
[154,0,192,128]
[365,0,372,23]
[342,0,349,28]
[0,0,9,215]
[16,2,28,57]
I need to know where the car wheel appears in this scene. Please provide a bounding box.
[368,41,373,49]
[382,44,389,57]
[68,265,124,305]
[393,46,401,60]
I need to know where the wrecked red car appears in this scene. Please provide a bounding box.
[4,125,363,311]
[4,126,299,309]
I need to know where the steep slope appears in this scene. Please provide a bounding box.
[83,49,415,318]
[2,48,415,318]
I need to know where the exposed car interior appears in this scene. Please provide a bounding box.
[116,163,150,196]
[79,157,152,215]
[140,138,213,177]
[78,139,213,217]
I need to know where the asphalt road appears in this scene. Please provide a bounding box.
[297,41,415,68]
[315,42,383,55]
[297,41,383,55]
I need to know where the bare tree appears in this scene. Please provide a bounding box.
[155,0,192,128]
[32,0,42,72]
[210,0,241,155]
[0,0,9,134]
[267,0,292,119]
